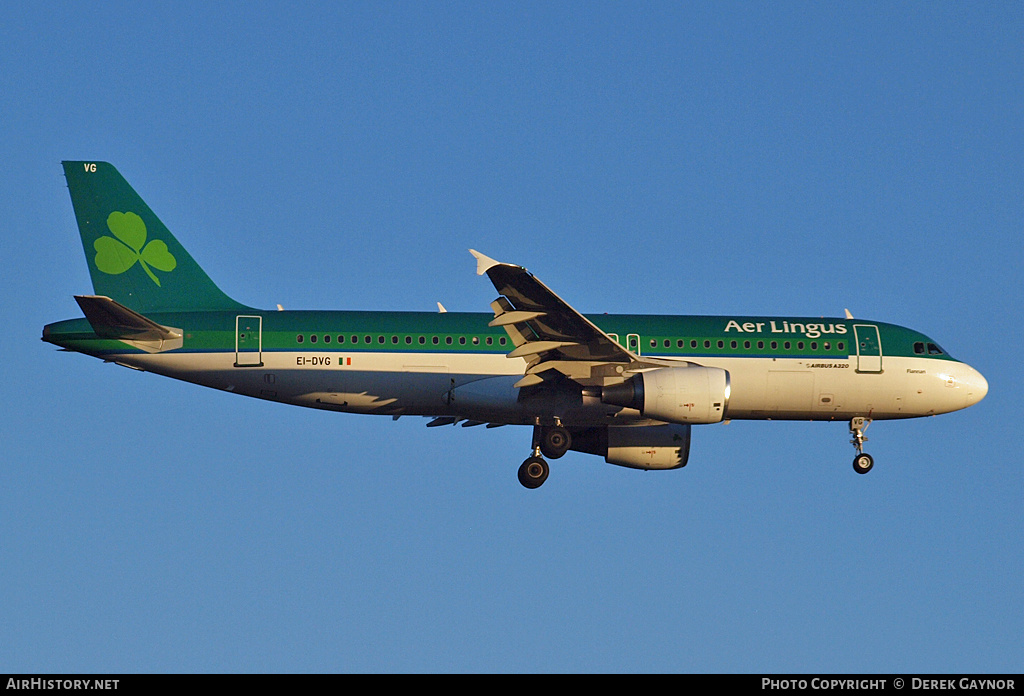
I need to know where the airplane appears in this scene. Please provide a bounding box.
[43,161,988,488]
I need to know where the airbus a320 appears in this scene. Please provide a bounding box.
[43,162,988,488]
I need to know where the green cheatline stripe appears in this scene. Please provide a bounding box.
[44,309,957,361]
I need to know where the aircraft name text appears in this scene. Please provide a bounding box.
[724,320,849,339]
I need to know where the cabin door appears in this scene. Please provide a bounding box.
[854,324,882,373]
[235,315,263,367]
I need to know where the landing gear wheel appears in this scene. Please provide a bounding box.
[849,417,874,475]
[518,456,549,489]
[540,426,571,459]
[852,453,874,475]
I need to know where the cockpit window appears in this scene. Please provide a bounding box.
[915,341,945,355]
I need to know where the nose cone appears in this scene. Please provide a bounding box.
[960,363,988,407]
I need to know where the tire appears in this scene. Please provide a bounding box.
[540,426,571,459]
[518,456,549,489]
[852,453,874,474]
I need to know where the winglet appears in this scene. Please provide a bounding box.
[469,249,501,276]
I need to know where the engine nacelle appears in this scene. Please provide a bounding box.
[601,366,730,425]
[570,423,691,470]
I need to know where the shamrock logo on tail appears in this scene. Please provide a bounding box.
[94,212,177,286]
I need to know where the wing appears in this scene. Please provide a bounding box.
[470,250,643,388]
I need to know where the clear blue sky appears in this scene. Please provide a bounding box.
[2,2,1021,673]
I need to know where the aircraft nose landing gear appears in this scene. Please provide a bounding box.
[849,417,874,474]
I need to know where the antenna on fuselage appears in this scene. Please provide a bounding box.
[844,308,854,319]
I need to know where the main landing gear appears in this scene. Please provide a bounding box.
[518,456,549,489]
[517,424,572,489]
[849,417,874,474]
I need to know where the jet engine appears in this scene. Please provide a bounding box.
[570,423,691,470]
[601,366,730,425]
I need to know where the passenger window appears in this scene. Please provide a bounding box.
[432,336,439,345]
[324,335,331,343]
[297,334,304,343]
[419,336,425,345]
[338,335,345,344]
[730,340,737,349]
[757,341,764,349]
[459,337,466,345]
[392,336,399,344]
[499,337,507,345]
[446,337,453,345]
[743,340,750,349]
[378,336,385,344]
[310,334,317,343]
[717,340,724,349]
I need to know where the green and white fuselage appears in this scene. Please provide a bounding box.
[43,162,987,487]
[44,309,984,423]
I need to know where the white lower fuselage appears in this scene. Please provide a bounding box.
[109,349,987,426]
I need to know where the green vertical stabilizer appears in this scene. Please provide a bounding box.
[62,161,249,313]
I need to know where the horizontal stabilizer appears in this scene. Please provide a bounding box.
[74,295,182,353]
